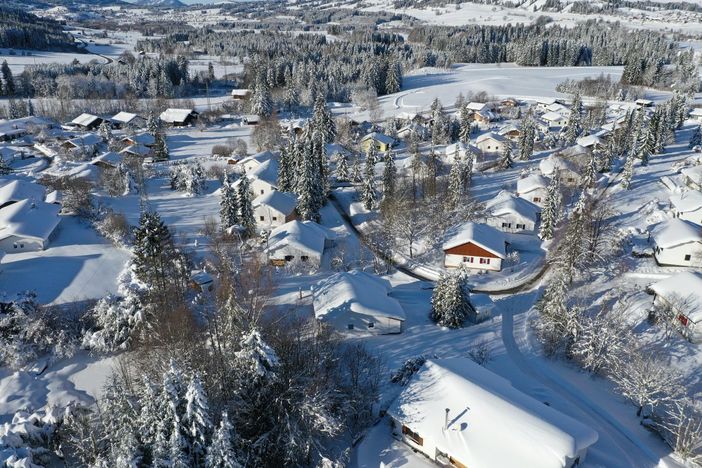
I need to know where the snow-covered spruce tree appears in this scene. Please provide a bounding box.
[518,113,535,161]
[206,412,241,468]
[430,98,448,146]
[571,307,630,375]
[555,192,588,284]
[296,130,324,222]
[499,143,513,170]
[601,137,617,173]
[249,76,272,117]
[534,269,574,356]
[132,210,187,298]
[690,125,702,149]
[335,151,350,182]
[621,152,635,190]
[458,103,472,143]
[539,175,561,240]
[0,154,11,175]
[219,179,239,230]
[447,158,465,211]
[350,154,362,183]
[382,151,396,200]
[99,121,113,144]
[80,292,142,353]
[563,94,583,146]
[361,150,377,210]
[152,131,169,161]
[311,95,336,145]
[236,175,256,236]
[430,272,474,329]
[184,373,212,465]
[385,58,402,95]
[147,114,161,136]
[582,150,598,188]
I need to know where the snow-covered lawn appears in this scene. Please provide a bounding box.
[0,216,130,305]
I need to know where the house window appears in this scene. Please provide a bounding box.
[260,190,264,194]
[533,197,541,203]
[516,223,525,229]
[679,314,689,327]
[284,255,294,261]
[568,178,574,183]
[272,216,277,221]
[368,322,374,328]
[260,216,265,221]
[463,256,474,263]
[402,426,423,446]
[300,255,309,262]
[501,222,511,228]
[348,324,354,330]
[479,258,490,265]
[685,254,692,261]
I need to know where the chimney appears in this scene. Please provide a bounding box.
[444,408,450,431]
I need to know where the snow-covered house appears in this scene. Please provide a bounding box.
[61,133,102,152]
[680,166,702,191]
[650,218,702,267]
[689,108,702,122]
[0,116,55,142]
[556,144,590,162]
[91,152,124,170]
[466,102,488,112]
[388,358,598,468]
[159,108,199,127]
[635,98,654,108]
[670,191,702,226]
[397,122,428,140]
[190,270,214,293]
[242,114,260,126]
[253,191,297,228]
[120,144,152,158]
[121,133,155,148]
[538,112,568,131]
[475,132,507,155]
[498,124,521,141]
[539,156,580,187]
[535,97,558,111]
[649,272,702,343]
[266,220,336,267]
[0,180,45,209]
[312,270,405,334]
[485,191,541,234]
[0,199,61,251]
[230,89,251,100]
[576,135,605,151]
[239,150,275,173]
[360,132,396,153]
[70,113,103,130]
[110,112,145,129]
[517,173,550,207]
[444,142,473,164]
[474,109,497,126]
[442,222,507,271]
[248,158,279,197]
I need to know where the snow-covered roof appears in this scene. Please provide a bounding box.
[65,133,102,148]
[498,124,520,136]
[388,358,598,468]
[0,117,54,136]
[545,103,569,113]
[253,190,297,215]
[690,108,702,117]
[0,199,61,242]
[475,132,506,145]
[45,190,63,204]
[536,97,557,105]
[361,132,395,145]
[0,180,45,207]
[557,144,590,159]
[651,218,702,249]
[576,135,604,148]
[190,270,213,285]
[325,143,351,157]
[71,113,101,127]
[230,89,251,97]
[0,146,19,159]
[539,155,578,176]
[250,158,279,187]
[681,166,702,186]
[670,191,702,214]
[91,151,123,167]
[541,111,567,123]
[486,191,541,220]
[240,150,275,167]
[111,111,141,124]
[313,270,406,324]
[120,144,151,157]
[267,220,336,258]
[159,108,197,124]
[466,102,487,112]
[650,272,702,323]
[123,133,155,146]
[65,163,101,182]
[517,173,550,194]
[443,222,507,259]
[445,141,468,156]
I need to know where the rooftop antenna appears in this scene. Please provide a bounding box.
[444,408,450,431]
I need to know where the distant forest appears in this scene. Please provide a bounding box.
[0,6,81,52]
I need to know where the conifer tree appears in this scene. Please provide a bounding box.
[557,192,588,284]
[534,269,571,355]
[458,104,472,143]
[385,58,402,95]
[311,95,335,145]
[361,151,377,210]
[133,211,182,293]
[351,155,362,183]
[430,272,474,329]
[206,412,241,468]
[1,60,15,96]
[250,77,272,117]
[220,178,239,230]
[382,151,396,200]
[582,150,598,188]
[564,94,582,146]
[236,175,256,235]
[184,374,212,465]
[447,160,463,210]
[602,138,616,173]
[430,98,448,145]
[621,152,635,190]
[0,155,11,175]
[539,175,561,240]
[99,121,113,144]
[499,143,513,170]
[518,114,535,161]
[152,132,169,161]
[277,141,294,192]
[335,152,350,182]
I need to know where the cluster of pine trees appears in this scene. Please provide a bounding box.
[0,6,80,51]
